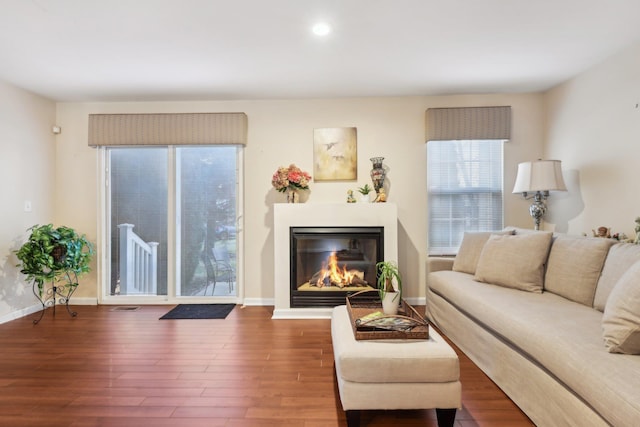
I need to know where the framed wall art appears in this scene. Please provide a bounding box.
[313,127,357,181]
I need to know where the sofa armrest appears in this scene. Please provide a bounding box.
[427,256,455,274]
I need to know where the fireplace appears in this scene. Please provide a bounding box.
[273,203,397,319]
[290,226,383,308]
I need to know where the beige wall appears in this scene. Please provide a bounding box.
[5,38,639,316]
[4,40,639,316]
[544,41,640,238]
[55,94,543,304]
[0,80,56,320]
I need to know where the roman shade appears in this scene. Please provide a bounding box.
[425,106,511,141]
[88,112,248,146]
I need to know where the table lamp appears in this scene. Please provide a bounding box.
[512,160,567,230]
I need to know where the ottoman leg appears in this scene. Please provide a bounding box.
[345,410,360,427]
[436,408,456,427]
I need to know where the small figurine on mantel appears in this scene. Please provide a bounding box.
[592,227,611,238]
[346,189,356,203]
[373,188,387,203]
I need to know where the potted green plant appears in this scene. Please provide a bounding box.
[376,260,403,315]
[357,184,373,202]
[15,224,94,298]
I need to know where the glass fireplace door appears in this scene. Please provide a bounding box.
[290,227,383,307]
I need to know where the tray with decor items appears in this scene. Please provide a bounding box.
[346,289,429,340]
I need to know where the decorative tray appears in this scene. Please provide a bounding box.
[345,290,429,340]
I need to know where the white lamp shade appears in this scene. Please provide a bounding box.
[512,160,567,193]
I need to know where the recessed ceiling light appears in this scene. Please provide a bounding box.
[312,22,332,37]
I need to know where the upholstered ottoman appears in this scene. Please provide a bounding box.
[331,305,461,427]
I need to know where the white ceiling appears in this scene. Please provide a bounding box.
[1,0,640,102]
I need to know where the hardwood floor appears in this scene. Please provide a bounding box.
[0,305,534,426]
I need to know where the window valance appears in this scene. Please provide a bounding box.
[88,112,248,146]
[425,106,511,141]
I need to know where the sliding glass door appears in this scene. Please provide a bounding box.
[176,147,237,297]
[104,145,240,302]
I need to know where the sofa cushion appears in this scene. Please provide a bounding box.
[474,232,553,293]
[452,230,513,274]
[544,235,614,306]
[602,260,640,354]
[594,243,640,311]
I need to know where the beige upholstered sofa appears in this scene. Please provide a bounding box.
[426,227,640,426]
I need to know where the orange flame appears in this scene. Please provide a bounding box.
[316,252,358,287]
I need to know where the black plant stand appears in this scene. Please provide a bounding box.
[32,281,78,324]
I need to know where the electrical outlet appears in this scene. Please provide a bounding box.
[24,200,32,212]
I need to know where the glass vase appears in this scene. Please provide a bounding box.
[370,157,386,194]
[286,188,299,203]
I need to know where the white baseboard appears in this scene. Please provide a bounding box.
[0,304,42,324]
[0,298,98,324]
[242,298,274,306]
[404,296,427,306]
[69,297,99,305]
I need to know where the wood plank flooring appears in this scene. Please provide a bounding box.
[0,305,534,426]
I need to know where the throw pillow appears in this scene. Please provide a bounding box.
[602,260,640,354]
[594,243,640,311]
[452,230,514,275]
[474,232,553,293]
[544,235,615,307]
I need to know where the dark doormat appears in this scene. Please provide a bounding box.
[159,304,236,320]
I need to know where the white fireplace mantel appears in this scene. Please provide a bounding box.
[272,203,398,319]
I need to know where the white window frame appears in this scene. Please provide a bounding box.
[427,139,504,256]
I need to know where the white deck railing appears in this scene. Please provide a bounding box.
[117,224,158,295]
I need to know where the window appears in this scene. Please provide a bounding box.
[427,140,504,255]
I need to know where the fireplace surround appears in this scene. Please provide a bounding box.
[273,203,398,319]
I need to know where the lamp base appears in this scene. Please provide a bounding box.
[529,192,547,231]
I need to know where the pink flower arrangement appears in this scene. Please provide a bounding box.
[272,164,312,192]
